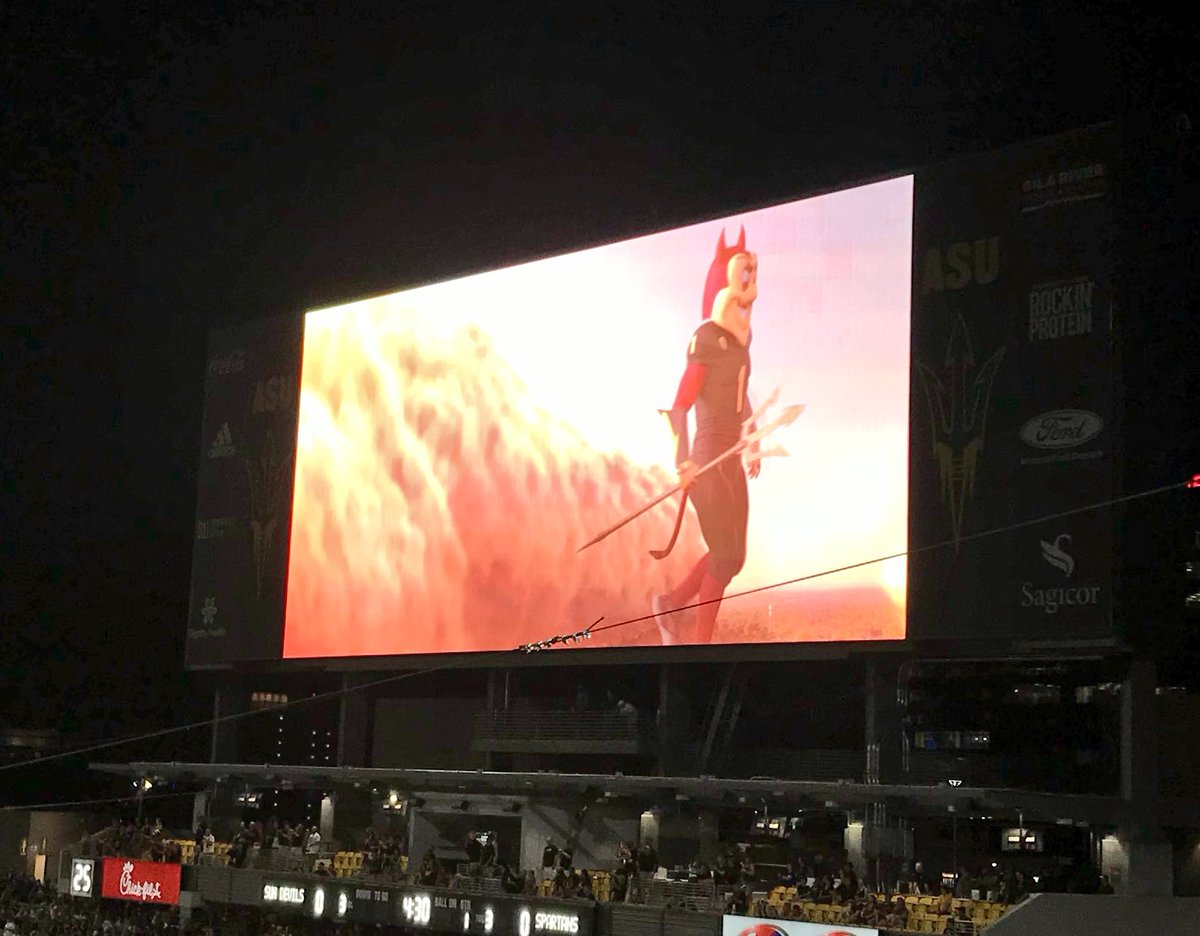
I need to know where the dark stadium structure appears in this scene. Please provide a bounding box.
[76,123,1200,935]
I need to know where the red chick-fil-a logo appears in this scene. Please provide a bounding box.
[118,862,163,901]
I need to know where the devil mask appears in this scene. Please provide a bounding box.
[701,226,757,346]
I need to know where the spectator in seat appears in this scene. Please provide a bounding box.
[611,865,629,902]
[193,823,206,863]
[496,861,522,894]
[228,835,249,869]
[787,823,804,865]
[480,831,498,868]
[937,885,954,915]
[835,862,858,902]
[419,849,438,885]
[777,863,796,888]
[636,841,657,873]
[954,866,971,898]
[738,849,756,885]
[946,905,974,935]
[523,871,538,896]
[579,872,594,899]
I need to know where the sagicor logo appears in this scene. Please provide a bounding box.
[1040,534,1075,578]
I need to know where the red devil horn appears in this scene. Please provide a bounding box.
[736,225,745,252]
[716,230,727,256]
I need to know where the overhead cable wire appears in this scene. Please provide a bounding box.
[0,478,1187,776]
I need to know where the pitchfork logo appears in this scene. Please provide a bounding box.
[1040,534,1075,577]
[916,314,1005,548]
[243,428,291,599]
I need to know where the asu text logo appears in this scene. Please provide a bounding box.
[921,236,999,295]
[253,375,295,413]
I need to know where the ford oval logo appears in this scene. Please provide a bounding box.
[1019,410,1103,450]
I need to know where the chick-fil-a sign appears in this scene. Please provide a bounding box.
[100,858,181,905]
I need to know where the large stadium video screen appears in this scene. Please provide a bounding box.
[282,177,913,658]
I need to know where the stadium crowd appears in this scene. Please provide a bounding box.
[60,811,1133,935]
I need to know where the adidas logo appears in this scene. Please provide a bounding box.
[208,422,235,458]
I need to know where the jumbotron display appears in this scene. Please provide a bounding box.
[282,177,913,658]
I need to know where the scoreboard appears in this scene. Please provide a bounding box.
[258,877,592,935]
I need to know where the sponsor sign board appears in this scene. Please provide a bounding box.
[909,123,1117,645]
[186,314,303,667]
[99,858,181,905]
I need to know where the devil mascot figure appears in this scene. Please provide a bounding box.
[652,227,761,645]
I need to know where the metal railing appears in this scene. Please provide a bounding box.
[473,711,648,742]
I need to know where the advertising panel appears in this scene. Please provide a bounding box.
[284,177,914,658]
[99,858,181,905]
[907,124,1117,644]
[257,878,593,935]
[723,914,879,936]
[186,314,303,667]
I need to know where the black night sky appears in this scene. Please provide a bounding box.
[2,3,1197,785]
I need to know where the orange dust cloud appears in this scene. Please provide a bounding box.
[283,315,703,658]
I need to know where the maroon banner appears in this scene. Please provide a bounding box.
[100,858,181,905]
